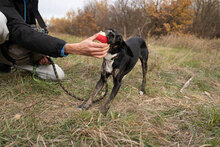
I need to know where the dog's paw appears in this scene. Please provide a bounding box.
[78,102,85,109]
[139,91,144,96]
[77,104,84,111]
[78,103,83,109]
[78,103,91,111]
[77,105,88,111]
[100,105,110,116]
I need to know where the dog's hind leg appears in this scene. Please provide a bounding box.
[78,73,110,110]
[139,49,148,95]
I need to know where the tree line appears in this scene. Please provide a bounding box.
[47,0,220,39]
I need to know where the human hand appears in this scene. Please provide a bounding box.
[39,56,51,65]
[64,33,109,58]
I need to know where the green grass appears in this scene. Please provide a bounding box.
[0,34,219,146]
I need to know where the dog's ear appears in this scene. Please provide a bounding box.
[116,35,123,43]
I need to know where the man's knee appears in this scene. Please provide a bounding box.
[0,11,9,44]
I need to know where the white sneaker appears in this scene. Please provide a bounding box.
[15,64,65,80]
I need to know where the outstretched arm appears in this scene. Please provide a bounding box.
[65,33,109,58]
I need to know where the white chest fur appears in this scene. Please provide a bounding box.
[103,53,118,73]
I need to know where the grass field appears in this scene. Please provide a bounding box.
[0,34,219,146]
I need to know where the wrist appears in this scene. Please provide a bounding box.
[64,43,80,55]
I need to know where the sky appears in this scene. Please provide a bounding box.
[39,0,86,19]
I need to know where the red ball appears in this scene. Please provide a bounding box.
[96,33,108,43]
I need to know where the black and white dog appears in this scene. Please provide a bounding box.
[79,29,149,115]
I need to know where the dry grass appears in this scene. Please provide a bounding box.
[0,34,219,146]
[148,34,220,51]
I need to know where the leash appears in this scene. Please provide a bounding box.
[48,57,108,103]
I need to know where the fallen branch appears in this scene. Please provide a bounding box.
[204,91,213,99]
[180,76,194,93]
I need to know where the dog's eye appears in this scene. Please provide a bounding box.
[108,32,114,37]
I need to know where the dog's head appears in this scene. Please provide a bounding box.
[105,29,133,57]
[105,29,123,45]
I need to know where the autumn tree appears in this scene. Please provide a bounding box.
[89,0,110,31]
[48,10,76,35]
[144,0,193,36]
[47,0,219,38]
[48,17,70,34]
[107,0,149,38]
[192,0,220,38]
[75,9,99,36]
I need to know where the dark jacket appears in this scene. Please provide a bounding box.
[0,0,66,57]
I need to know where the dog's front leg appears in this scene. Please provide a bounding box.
[78,73,109,110]
[100,74,122,115]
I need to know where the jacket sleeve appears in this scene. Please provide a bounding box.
[0,0,67,57]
